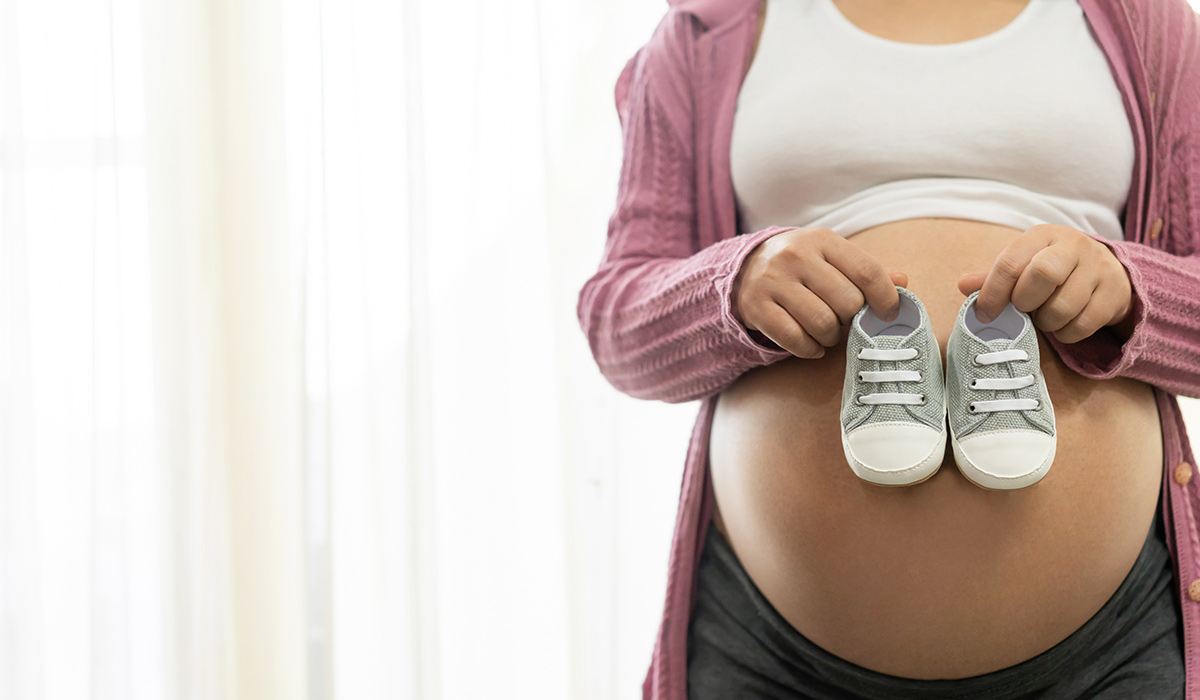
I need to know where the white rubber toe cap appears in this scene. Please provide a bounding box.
[952,431,1056,490]
[842,422,945,486]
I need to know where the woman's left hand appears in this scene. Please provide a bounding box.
[957,224,1135,344]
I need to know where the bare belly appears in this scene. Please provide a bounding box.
[708,217,1164,680]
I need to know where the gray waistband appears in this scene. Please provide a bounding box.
[692,508,1180,700]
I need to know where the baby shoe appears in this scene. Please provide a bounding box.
[841,286,947,487]
[946,291,1056,490]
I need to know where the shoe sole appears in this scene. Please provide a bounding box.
[950,436,1056,491]
[841,425,947,487]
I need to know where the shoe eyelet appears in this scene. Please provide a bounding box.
[855,395,865,405]
[1034,399,1042,409]
[971,355,981,366]
[969,402,978,413]
[857,371,865,381]
[918,395,926,405]
[970,379,978,389]
[917,371,923,381]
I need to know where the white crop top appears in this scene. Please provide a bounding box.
[729,0,1135,241]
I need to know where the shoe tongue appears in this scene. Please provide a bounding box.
[867,333,913,350]
[981,336,1017,353]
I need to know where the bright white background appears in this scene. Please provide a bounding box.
[0,0,1198,699]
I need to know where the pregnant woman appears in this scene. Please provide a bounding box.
[577,0,1200,697]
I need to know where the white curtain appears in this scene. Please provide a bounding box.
[2,0,1199,698]
[1,0,693,697]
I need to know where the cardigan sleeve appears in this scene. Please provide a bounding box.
[575,23,797,404]
[1045,3,1200,399]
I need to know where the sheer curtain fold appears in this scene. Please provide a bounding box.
[146,0,308,694]
[1,0,166,698]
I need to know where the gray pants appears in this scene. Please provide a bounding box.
[687,502,1184,699]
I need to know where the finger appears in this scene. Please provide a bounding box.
[1053,293,1113,344]
[755,300,826,358]
[976,230,1054,323]
[820,239,900,322]
[890,271,909,289]
[798,261,865,326]
[957,271,986,296]
[1093,276,1134,327]
[1010,245,1078,315]
[773,284,844,347]
[1032,272,1097,333]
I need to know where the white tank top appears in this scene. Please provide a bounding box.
[729,0,1135,241]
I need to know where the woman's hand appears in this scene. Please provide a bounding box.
[956,224,1135,344]
[732,227,908,359]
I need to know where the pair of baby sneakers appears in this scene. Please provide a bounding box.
[839,287,1056,490]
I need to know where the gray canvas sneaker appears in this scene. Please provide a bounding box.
[946,291,1056,490]
[841,286,946,486]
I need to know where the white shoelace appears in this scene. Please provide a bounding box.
[968,349,1040,413]
[855,347,924,405]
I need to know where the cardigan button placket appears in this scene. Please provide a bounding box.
[1176,461,1193,486]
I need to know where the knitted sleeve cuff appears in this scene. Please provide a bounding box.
[713,225,797,362]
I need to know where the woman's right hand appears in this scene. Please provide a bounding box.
[731,227,909,359]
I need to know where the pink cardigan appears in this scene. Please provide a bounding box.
[576,0,1200,697]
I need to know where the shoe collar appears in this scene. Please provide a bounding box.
[960,291,1032,349]
[854,287,927,346]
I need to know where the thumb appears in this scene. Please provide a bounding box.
[957,272,986,296]
[889,271,909,289]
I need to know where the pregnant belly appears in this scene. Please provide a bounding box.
[708,217,1164,680]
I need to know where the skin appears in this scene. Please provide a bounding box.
[709,0,1163,680]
